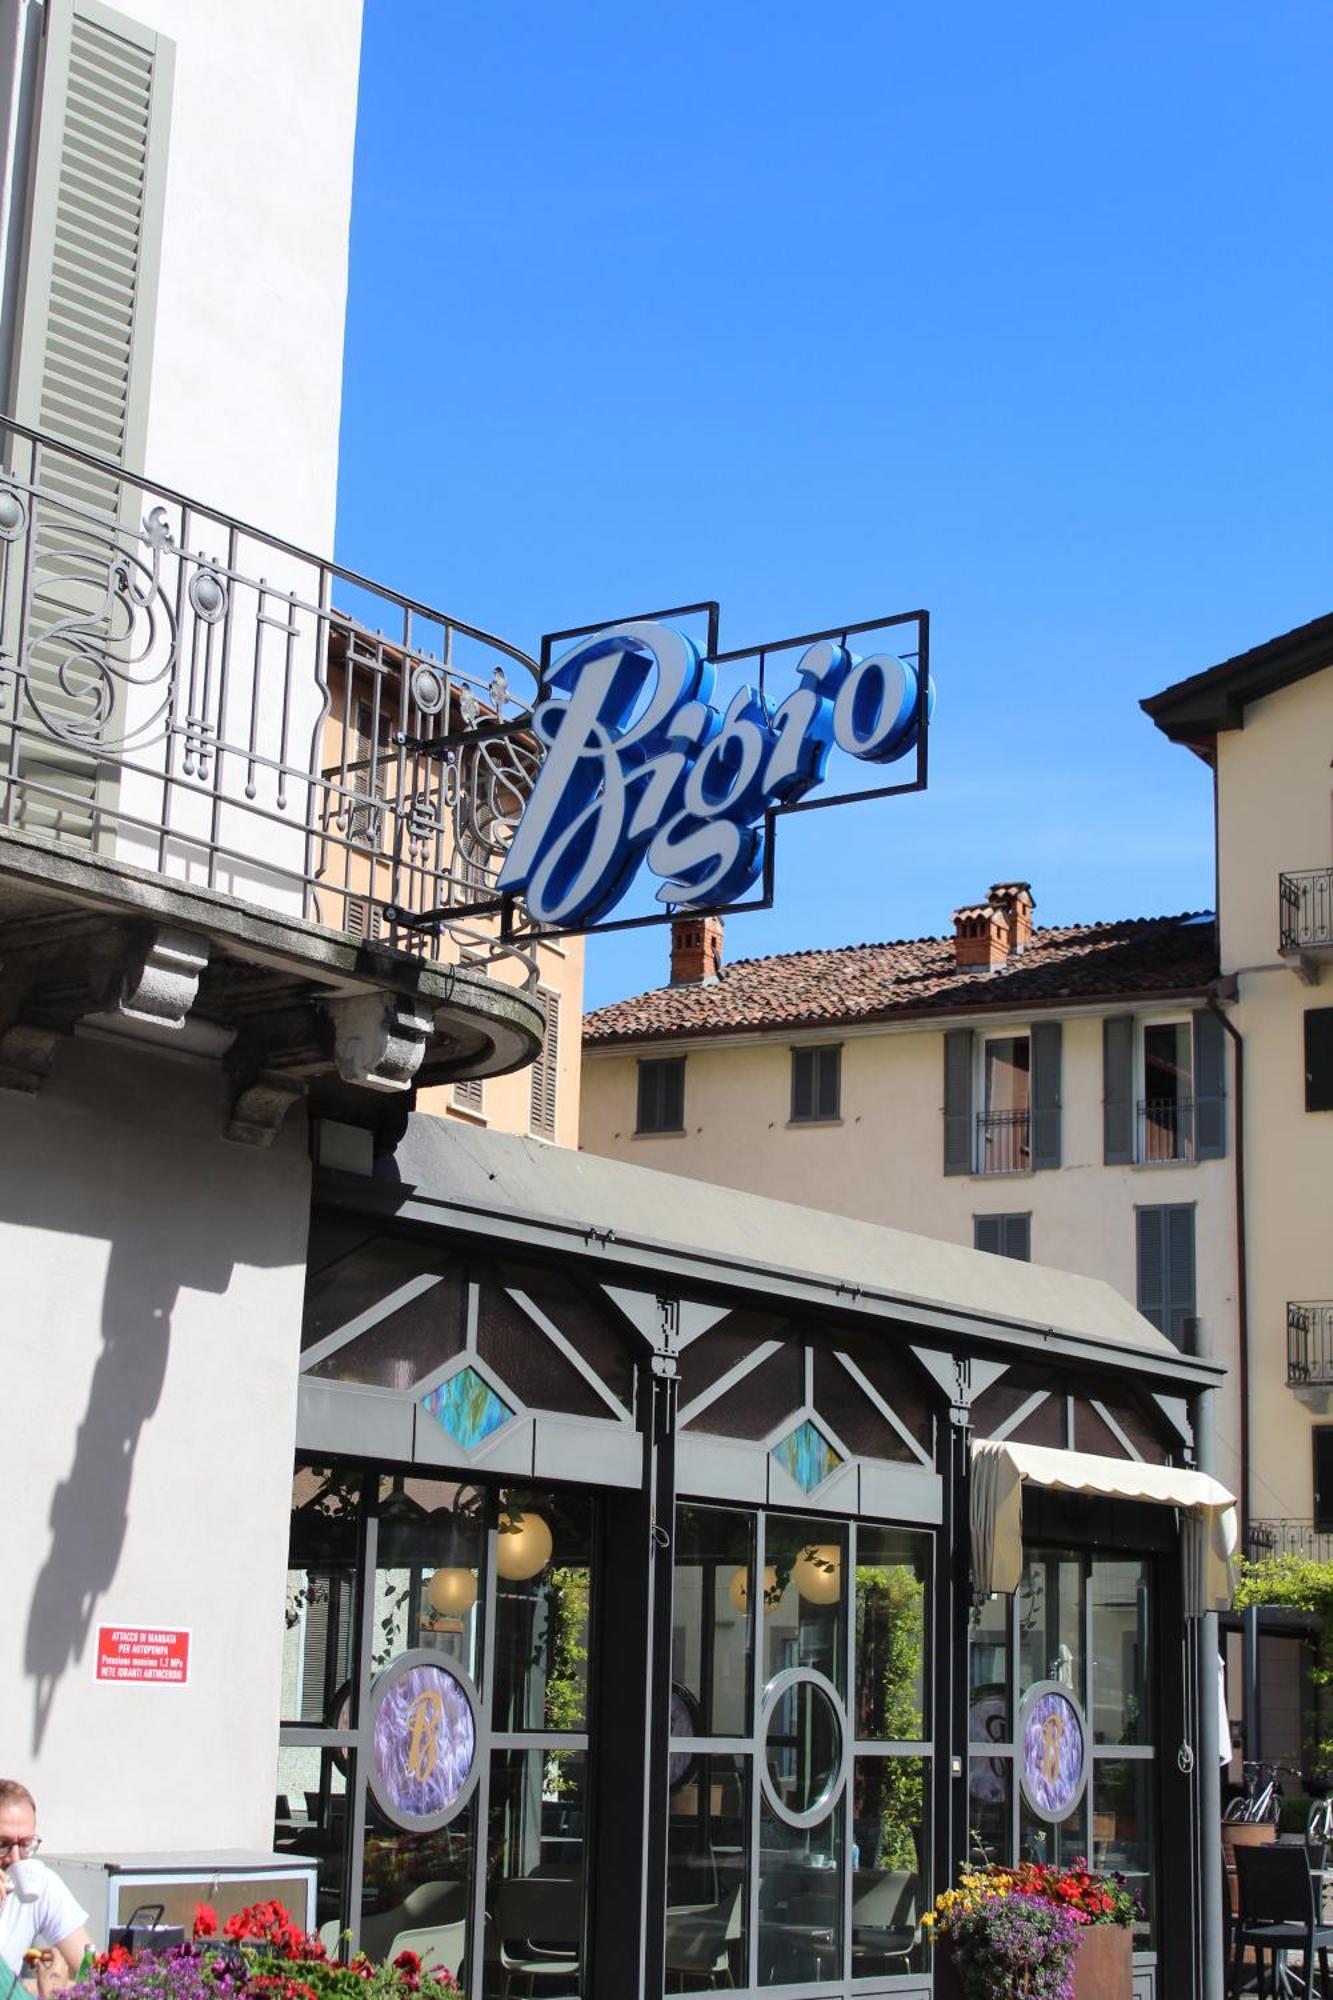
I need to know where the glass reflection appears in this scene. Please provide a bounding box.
[485,1750,585,1999]
[672,1506,754,1736]
[855,1527,929,1741]
[666,1754,748,1989]
[851,1758,928,1975]
[968,1754,1012,1868]
[1093,1760,1154,1944]
[758,1797,843,1987]
[1092,1558,1152,1745]
[969,1591,1010,1742]
[764,1516,846,1692]
[1020,1794,1088,1872]
[493,1491,593,1733]
[1018,1551,1085,1703]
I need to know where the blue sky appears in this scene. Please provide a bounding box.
[336,3,1332,1008]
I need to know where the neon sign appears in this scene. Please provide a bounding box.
[496,615,933,929]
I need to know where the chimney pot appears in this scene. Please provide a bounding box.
[987,881,1035,955]
[953,902,1009,971]
[670,913,724,985]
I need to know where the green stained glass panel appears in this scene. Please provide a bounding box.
[771,1419,842,1493]
[422,1366,514,1450]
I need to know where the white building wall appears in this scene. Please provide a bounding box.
[1,1036,311,1851]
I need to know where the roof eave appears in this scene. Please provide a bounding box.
[1142,611,1333,741]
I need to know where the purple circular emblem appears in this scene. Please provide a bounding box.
[1019,1684,1087,1822]
[370,1659,477,1825]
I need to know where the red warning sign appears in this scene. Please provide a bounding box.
[96,1625,191,1685]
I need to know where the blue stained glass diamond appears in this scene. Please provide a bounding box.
[771,1419,843,1494]
[421,1367,514,1450]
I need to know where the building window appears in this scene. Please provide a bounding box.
[1139,1019,1194,1163]
[1315,1430,1333,1533]
[974,1213,1031,1261]
[1104,1011,1225,1164]
[528,988,559,1139]
[636,1056,685,1134]
[1306,1008,1333,1113]
[979,1034,1030,1172]
[452,1075,484,1115]
[1136,1204,1196,1348]
[791,1044,840,1123]
[944,1024,1061,1176]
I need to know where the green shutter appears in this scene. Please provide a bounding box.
[1103,1015,1135,1165]
[943,1028,973,1175]
[1166,1205,1197,1348]
[1030,1020,1062,1169]
[1004,1213,1031,1262]
[791,1047,813,1121]
[1136,1207,1166,1335]
[974,1215,1003,1256]
[5,0,173,845]
[528,988,559,1140]
[1192,1008,1227,1159]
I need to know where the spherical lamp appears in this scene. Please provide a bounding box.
[427,1565,478,1615]
[496,1509,554,1581]
[728,1563,779,1614]
[793,1544,842,1605]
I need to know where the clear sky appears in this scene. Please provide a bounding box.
[335,2,1332,1009]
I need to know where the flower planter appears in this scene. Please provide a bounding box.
[933,1920,1133,1999]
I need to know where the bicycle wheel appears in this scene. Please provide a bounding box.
[1222,1797,1248,1822]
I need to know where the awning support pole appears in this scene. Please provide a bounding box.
[1194,1384,1225,2000]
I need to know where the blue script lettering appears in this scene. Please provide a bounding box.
[496,620,932,927]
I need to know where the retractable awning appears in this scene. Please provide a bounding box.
[971,1438,1237,1617]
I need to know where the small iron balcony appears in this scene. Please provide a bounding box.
[976,1109,1030,1175]
[1279,869,1333,958]
[1248,1519,1333,1564]
[1137,1096,1194,1164]
[1286,1302,1333,1388]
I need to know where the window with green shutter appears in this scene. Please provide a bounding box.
[790,1043,840,1123]
[636,1056,685,1134]
[1135,1204,1196,1348]
[973,1213,1031,1261]
[528,988,559,1140]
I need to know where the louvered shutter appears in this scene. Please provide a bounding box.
[943,1028,974,1175]
[1136,1207,1166,1336]
[6,0,173,845]
[1193,1008,1227,1159]
[1003,1213,1031,1261]
[1103,1015,1135,1165]
[1165,1205,1197,1348]
[1029,1020,1062,1169]
[974,1215,1003,1255]
[791,1048,814,1121]
[529,988,559,1140]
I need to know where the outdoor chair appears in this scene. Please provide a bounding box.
[850,1869,920,1974]
[386,1921,467,1980]
[489,1876,580,1997]
[1232,1841,1333,1997]
[664,1884,742,1990]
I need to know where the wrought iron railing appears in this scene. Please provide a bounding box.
[976,1109,1030,1175]
[1137,1096,1194,1164]
[1280,869,1333,954]
[0,418,543,977]
[1286,1301,1333,1387]
[1247,1519,1333,1563]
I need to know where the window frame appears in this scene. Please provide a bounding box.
[976,1030,1032,1175]
[635,1054,686,1136]
[1136,1013,1195,1166]
[789,1042,841,1125]
[1306,1008,1333,1114]
[974,1212,1032,1261]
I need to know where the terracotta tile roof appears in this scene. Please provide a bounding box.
[582,912,1219,1046]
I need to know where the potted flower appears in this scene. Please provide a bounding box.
[62,1902,462,2000]
[925,1861,1138,2000]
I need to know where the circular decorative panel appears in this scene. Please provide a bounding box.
[759,1668,849,1829]
[1018,1681,1088,1822]
[367,1650,481,1830]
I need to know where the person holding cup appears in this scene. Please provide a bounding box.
[0,1782,92,1996]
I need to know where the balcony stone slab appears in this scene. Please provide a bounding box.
[0,826,543,1144]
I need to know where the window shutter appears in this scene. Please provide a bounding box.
[1004,1213,1031,1262]
[452,1074,484,1114]
[1103,1015,1135,1165]
[1136,1206,1167,1336]
[1315,1431,1333,1534]
[817,1045,840,1119]
[1305,1008,1333,1113]
[974,1215,1003,1256]
[791,1048,813,1122]
[1193,1008,1227,1159]
[943,1029,974,1175]
[1166,1205,1197,1349]
[528,988,559,1140]
[1029,1020,1062,1169]
[5,0,173,846]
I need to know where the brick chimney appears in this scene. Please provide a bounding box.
[670,913,724,985]
[953,903,1009,971]
[988,882,1034,955]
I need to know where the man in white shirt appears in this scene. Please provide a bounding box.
[0,1781,92,1991]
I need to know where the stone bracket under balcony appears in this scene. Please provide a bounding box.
[0,827,544,1146]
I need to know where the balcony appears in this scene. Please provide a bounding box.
[1286,1302,1333,1402]
[1137,1096,1194,1164]
[976,1109,1030,1175]
[0,419,545,1133]
[1248,1519,1333,1564]
[1279,868,1333,979]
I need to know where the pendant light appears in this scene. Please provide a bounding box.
[496,1508,554,1580]
[728,1564,779,1614]
[793,1544,842,1604]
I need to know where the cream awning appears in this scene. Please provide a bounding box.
[971,1439,1238,1617]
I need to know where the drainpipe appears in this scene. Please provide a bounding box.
[1209,991,1249,1550]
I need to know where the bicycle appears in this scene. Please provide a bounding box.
[1223,1761,1299,1824]
[1307,1793,1333,1845]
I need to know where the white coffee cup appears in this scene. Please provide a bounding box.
[5,1858,41,1902]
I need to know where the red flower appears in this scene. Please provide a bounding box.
[193,1905,219,1940]
[393,1952,423,1976]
